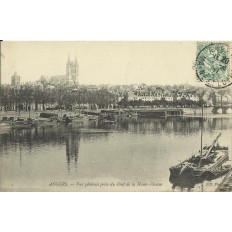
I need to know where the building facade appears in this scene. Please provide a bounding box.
[127,91,200,103]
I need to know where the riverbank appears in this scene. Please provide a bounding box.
[0,110,79,119]
[1,107,232,120]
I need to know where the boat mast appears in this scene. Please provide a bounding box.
[201,104,203,156]
[198,103,204,168]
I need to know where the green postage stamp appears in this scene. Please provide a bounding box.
[196,42,232,89]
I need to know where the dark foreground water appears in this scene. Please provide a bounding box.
[1,117,232,191]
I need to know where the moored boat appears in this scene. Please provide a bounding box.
[11,118,37,129]
[169,133,231,179]
[70,114,88,122]
[87,115,99,121]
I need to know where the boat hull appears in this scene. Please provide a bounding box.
[170,149,229,179]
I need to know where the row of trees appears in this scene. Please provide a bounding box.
[0,85,114,111]
[0,84,230,111]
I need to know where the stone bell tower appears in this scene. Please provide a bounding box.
[66,54,79,84]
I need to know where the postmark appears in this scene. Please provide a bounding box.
[196,42,232,89]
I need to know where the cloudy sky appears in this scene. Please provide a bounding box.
[1,41,198,85]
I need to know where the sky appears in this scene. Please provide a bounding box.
[1,41,198,85]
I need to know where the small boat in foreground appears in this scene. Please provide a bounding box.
[169,133,231,179]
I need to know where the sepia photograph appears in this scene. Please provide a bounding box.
[1,41,232,192]
[2,1,232,232]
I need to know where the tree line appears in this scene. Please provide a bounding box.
[0,85,114,111]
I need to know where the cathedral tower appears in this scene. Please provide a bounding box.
[66,54,79,84]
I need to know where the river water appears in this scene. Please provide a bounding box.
[0,116,232,191]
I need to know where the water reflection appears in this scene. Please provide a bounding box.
[65,133,80,173]
[0,117,232,191]
[1,117,232,150]
[169,172,229,192]
[0,123,112,173]
[98,117,232,135]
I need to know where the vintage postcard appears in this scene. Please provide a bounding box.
[1,41,232,192]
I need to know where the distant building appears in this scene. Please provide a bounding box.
[11,72,20,86]
[50,54,79,85]
[86,85,100,91]
[128,91,164,102]
[176,93,199,102]
[165,95,174,102]
[127,91,200,103]
[189,94,199,102]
